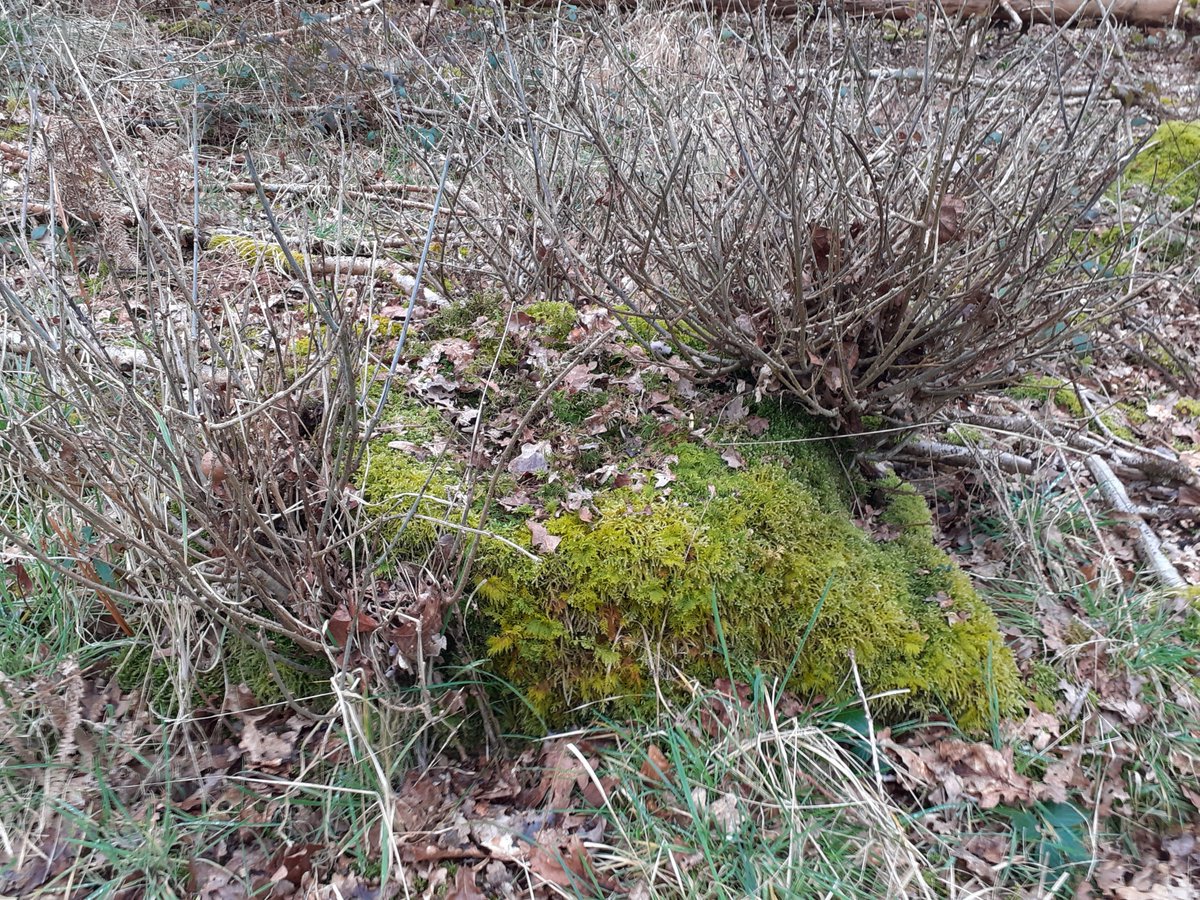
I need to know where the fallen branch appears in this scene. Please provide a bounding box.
[226,181,440,196]
[224,182,454,215]
[893,438,1034,475]
[958,412,1199,486]
[211,0,384,49]
[1084,454,1188,590]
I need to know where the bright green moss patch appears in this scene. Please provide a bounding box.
[1119,402,1150,426]
[423,291,507,340]
[469,450,1020,731]
[1125,120,1200,209]
[524,301,577,346]
[1006,376,1083,416]
[355,440,461,551]
[1005,376,1134,437]
[357,414,1021,731]
[944,425,984,446]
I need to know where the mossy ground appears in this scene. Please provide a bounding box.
[524,301,577,347]
[1125,120,1200,209]
[351,290,1022,732]
[361,427,1021,732]
[1006,375,1135,439]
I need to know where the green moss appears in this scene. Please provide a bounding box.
[160,17,221,39]
[1175,397,1200,419]
[470,453,1019,731]
[1006,376,1083,416]
[550,389,606,426]
[1125,120,1200,209]
[1119,402,1150,426]
[945,425,984,446]
[732,401,855,512]
[423,292,506,341]
[524,301,577,346]
[1027,661,1060,714]
[617,306,709,353]
[1066,226,1133,278]
[208,233,295,272]
[354,441,460,551]
[860,415,887,433]
[1149,346,1186,376]
[1102,416,1135,442]
[360,370,446,434]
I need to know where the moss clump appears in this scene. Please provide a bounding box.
[524,301,577,346]
[467,447,1020,731]
[208,233,297,272]
[1125,120,1200,209]
[1006,376,1083,416]
[359,369,449,436]
[115,632,329,713]
[1175,397,1200,419]
[1119,402,1150,426]
[423,292,506,341]
[945,425,985,446]
[617,306,709,353]
[550,389,606,426]
[355,440,461,552]
[1028,661,1060,714]
[1067,226,1133,278]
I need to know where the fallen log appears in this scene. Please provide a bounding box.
[837,0,1199,33]
[519,0,1200,35]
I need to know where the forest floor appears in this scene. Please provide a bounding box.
[1,2,1199,898]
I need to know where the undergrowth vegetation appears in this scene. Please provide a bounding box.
[0,0,1198,896]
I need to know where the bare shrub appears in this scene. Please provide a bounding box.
[0,17,406,705]
[436,10,1148,431]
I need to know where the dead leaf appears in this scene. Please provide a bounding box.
[745,415,770,436]
[239,718,299,767]
[434,337,478,371]
[562,364,599,394]
[388,585,453,672]
[529,836,612,894]
[931,194,968,242]
[527,519,562,554]
[1179,483,1200,508]
[446,865,487,900]
[1092,857,1197,899]
[253,843,319,896]
[721,448,745,470]
[520,739,584,812]
[6,559,33,596]
[508,442,550,477]
[328,604,380,648]
[200,451,227,489]
[840,340,860,371]
[719,395,747,424]
[2,820,77,895]
[190,858,248,900]
[641,744,672,789]
[707,792,743,835]
[882,737,1069,810]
